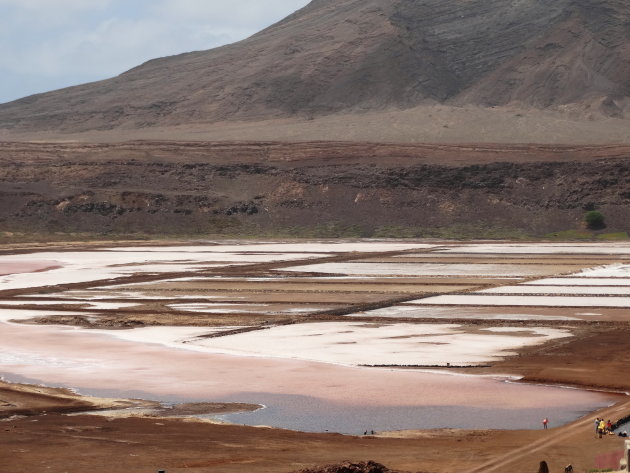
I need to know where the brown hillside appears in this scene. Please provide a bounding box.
[0,0,628,142]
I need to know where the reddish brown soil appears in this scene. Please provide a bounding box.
[489,325,630,392]
[2,141,630,237]
[1,394,628,473]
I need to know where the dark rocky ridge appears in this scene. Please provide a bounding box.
[1,141,629,237]
[0,0,628,137]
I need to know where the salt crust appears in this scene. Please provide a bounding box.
[284,262,552,277]
[348,306,577,321]
[575,264,630,278]
[169,303,323,314]
[435,243,630,254]
[0,250,325,291]
[0,308,94,323]
[109,242,435,253]
[185,322,571,366]
[89,325,241,348]
[523,278,630,286]
[412,295,630,308]
[480,285,630,295]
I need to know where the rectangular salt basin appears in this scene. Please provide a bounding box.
[348,306,578,321]
[365,257,612,266]
[187,322,571,366]
[0,300,141,312]
[412,295,630,308]
[109,242,436,253]
[168,303,330,315]
[391,253,617,261]
[480,286,630,295]
[435,243,630,255]
[284,262,565,277]
[574,264,630,278]
[524,278,630,286]
[0,248,329,291]
[126,279,474,294]
[0,308,96,323]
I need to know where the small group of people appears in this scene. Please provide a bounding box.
[595,417,615,437]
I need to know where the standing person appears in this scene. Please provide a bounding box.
[543,417,549,429]
[598,419,606,438]
[595,417,601,437]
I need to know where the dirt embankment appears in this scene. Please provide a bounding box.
[1,141,630,237]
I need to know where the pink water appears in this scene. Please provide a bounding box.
[0,320,619,434]
[0,260,61,276]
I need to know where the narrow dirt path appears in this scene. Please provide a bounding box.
[469,399,630,473]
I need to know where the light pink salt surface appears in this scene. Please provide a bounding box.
[0,260,61,276]
[0,322,612,409]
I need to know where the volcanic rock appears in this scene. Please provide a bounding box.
[292,460,408,473]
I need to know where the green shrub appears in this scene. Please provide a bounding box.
[584,210,605,229]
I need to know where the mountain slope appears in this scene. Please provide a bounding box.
[0,0,628,138]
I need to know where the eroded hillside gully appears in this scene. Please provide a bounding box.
[1,240,629,435]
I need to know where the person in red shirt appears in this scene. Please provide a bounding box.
[543,418,549,429]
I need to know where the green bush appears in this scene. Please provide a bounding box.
[584,210,605,229]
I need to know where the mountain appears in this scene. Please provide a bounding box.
[0,0,629,142]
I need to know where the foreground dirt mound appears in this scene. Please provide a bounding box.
[293,460,408,473]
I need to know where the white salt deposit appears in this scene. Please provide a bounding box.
[110,242,435,254]
[348,306,577,321]
[169,303,268,313]
[523,278,630,286]
[412,295,630,308]
[480,286,630,295]
[0,248,328,291]
[98,252,327,263]
[169,303,323,315]
[0,300,86,306]
[574,264,630,278]
[84,302,141,310]
[0,308,95,323]
[184,322,571,366]
[284,262,547,277]
[435,243,630,255]
[0,350,104,369]
[89,325,241,348]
